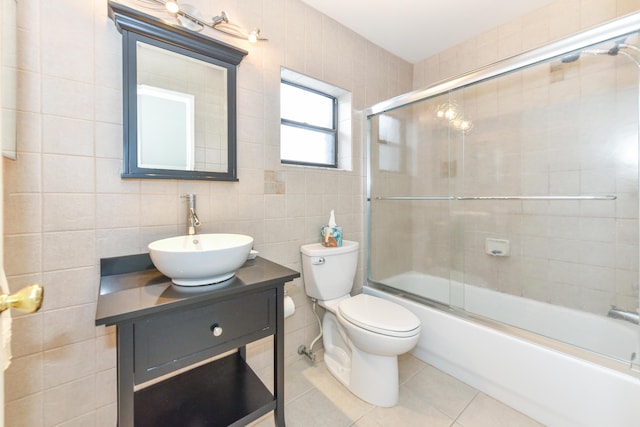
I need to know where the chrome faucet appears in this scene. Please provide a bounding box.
[607,306,639,325]
[183,193,201,235]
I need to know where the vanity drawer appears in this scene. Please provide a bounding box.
[133,289,276,383]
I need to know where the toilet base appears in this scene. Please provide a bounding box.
[322,312,401,407]
[324,349,351,386]
[322,311,352,387]
[350,346,399,407]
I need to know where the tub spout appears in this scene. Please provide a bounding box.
[607,306,639,325]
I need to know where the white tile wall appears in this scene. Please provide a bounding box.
[3,0,410,424]
[4,0,638,425]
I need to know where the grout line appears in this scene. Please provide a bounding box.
[348,408,377,427]
[451,390,481,425]
[398,361,427,386]
[285,382,318,406]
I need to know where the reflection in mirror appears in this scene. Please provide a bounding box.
[137,84,195,170]
[136,42,228,172]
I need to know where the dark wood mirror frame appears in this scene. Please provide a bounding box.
[108,1,247,181]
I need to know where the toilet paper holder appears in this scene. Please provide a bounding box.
[283,292,295,318]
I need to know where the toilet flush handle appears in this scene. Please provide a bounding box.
[312,257,325,265]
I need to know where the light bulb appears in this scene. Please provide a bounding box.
[248,29,259,43]
[436,103,458,121]
[452,119,473,132]
[165,0,180,14]
[444,107,457,120]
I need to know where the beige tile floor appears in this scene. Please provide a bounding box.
[249,353,544,427]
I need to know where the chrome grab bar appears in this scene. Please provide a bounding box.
[374,196,455,201]
[457,195,617,201]
[374,195,617,201]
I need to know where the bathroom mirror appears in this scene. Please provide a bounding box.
[109,2,247,181]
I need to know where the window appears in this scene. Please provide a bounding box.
[280,80,338,167]
[377,115,402,172]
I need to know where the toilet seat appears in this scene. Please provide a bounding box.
[338,294,421,338]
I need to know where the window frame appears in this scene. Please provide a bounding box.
[280,79,339,168]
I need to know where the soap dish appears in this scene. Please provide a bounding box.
[247,250,259,260]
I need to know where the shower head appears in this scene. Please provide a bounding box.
[559,38,640,69]
[561,53,581,63]
[607,45,620,55]
[606,37,629,55]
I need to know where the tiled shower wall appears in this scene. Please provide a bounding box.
[2,0,411,425]
[371,0,640,317]
[406,0,640,314]
[453,49,639,313]
[389,44,639,314]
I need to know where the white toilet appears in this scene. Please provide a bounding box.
[300,240,421,407]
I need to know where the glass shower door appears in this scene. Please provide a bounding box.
[368,93,462,306]
[367,31,640,365]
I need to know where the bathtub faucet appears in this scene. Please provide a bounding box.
[183,193,201,235]
[607,306,639,325]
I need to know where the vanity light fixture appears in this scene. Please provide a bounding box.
[164,0,180,14]
[248,29,260,43]
[134,0,267,43]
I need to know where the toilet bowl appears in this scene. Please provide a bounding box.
[300,241,421,407]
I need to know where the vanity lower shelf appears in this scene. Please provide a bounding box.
[134,352,274,427]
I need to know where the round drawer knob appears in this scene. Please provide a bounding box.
[211,324,223,337]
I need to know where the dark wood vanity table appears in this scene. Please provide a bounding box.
[95,254,299,427]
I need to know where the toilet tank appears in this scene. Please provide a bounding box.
[300,240,359,301]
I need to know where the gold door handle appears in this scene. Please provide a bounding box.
[0,284,44,314]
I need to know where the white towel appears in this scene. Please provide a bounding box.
[1,268,11,371]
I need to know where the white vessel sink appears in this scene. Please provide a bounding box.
[148,234,254,287]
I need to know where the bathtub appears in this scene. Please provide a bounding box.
[365,272,640,427]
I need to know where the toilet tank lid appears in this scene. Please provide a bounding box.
[301,240,359,256]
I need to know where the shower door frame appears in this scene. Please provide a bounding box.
[365,11,640,119]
